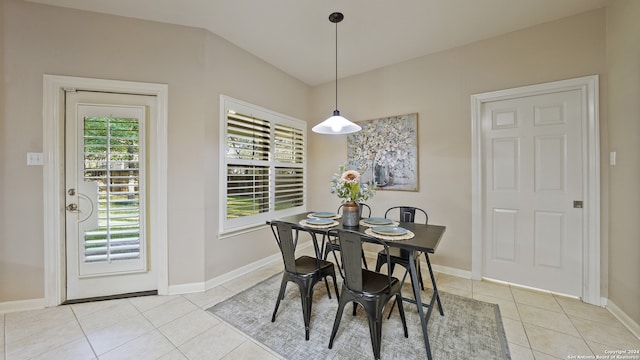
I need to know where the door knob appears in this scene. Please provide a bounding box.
[66,203,78,211]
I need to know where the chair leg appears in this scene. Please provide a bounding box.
[328,296,348,349]
[365,307,383,360]
[271,277,288,322]
[331,274,340,301]
[395,294,409,338]
[362,253,369,270]
[298,281,315,341]
[323,276,332,299]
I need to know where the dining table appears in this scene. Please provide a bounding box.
[268,212,446,360]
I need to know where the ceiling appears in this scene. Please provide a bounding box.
[26,0,608,86]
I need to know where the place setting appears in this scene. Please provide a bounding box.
[364,223,415,241]
[299,212,340,228]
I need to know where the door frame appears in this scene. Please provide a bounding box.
[43,75,169,306]
[470,75,601,305]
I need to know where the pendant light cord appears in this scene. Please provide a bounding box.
[334,19,338,111]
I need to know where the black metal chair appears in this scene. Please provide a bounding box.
[327,229,408,360]
[270,220,340,340]
[323,203,371,269]
[375,206,428,318]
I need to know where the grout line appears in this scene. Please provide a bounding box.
[69,305,99,359]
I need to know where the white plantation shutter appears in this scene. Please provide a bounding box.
[221,96,306,231]
[83,116,143,264]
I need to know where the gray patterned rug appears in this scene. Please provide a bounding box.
[208,273,510,360]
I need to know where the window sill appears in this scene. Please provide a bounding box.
[218,223,269,240]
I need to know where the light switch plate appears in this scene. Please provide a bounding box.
[27,152,44,165]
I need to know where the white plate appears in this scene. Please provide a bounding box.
[310,212,337,218]
[305,217,333,225]
[371,226,407,236]
[364,217,393,225]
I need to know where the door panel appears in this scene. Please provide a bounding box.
[65,91,156,300]
[483,89,583,296]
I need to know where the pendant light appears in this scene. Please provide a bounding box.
[312,12,362,135]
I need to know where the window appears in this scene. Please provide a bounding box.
[220,96,306,232]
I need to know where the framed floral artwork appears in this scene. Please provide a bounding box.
[347,113,418,191]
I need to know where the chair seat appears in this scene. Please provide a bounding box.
[360,270,400,295]
[294,255,334,275]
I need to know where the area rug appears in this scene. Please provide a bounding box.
[208,273,511,360]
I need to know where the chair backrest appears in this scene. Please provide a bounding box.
[270,220,301,273]
[328,229,393,293]
[385,206,428,224]
[337,203,372,218]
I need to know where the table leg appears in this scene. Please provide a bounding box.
[423,253,444,316]
[408,250,432,360]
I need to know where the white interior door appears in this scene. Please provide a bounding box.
[65,91,156,300]
[482,89,584,296]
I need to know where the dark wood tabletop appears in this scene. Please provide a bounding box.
[270,212,446,254]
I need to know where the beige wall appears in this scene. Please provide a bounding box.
[1,0,637,328]
[309,10,608,288]
[0,0,309,301]
[606,0,640,325]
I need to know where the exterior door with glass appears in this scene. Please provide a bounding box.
[65,91,156,300]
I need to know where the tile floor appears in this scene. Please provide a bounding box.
[2,251,639,360]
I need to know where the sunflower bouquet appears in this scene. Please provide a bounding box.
[330,164,376,203]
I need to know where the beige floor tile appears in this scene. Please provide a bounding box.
[524,323,593,358]
[184,286,236,309]
[179,323,247,360]
[129,294,183,313]
[75,300,141,334]
[5,319,86,360]
[473,293,521,321]
[158,348,189,360]
[556,296,619,325]
[517,304,580,337]
[159,309,221,346]
[473,280,514,300]
[85,313,155,355]
[570,316,640,350]
[508,342,535,360]
[5,305,77,343]
[511,288,563,313]
[222,272,275,294]
[437,273,473,292]
[531,350,563,359]
[99,329,176,360]
[142,296,200,327]
[502,317,530,347]
[439,286,473,298]
[29,337,96,360]
[4,304,75,328]
[587,339,626,355]
[70,298,130,318]
[221,340,281,360]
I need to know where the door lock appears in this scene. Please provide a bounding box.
[66,203,78,212]
[573,201,583,209]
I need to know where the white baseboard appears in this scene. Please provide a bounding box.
[607,299,640,340]
[430,264,472,279]
[0,298,47,314]
[167,282,205,295]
